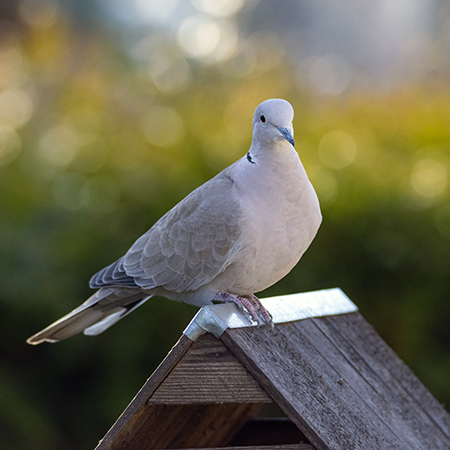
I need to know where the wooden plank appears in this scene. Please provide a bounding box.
[221,312,450,450]
[98,403,262,450]
[223,320,396,450]
[150,333,272,404]
[318,312,450,439]
[96,334,269,450]
[95,335,193,450]
[298,315,449,449]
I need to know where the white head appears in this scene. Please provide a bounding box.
[252,99,295,149]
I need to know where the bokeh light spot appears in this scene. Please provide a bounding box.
[177,15,238,62]
[133,0,178,23]
[38,123,81,167]
[18,0,58,29]
[52,173,118,213]
[318,130,357,170]
[0,88,34,129]
[411,159,447,198]
[178,15,221,59]
[311,169,338,205]
[0,126,21,166]
[192,0,244,18]
[72,136,109,174]
[0,46,29,89]
[142,106,185,147]
[305,54,353,95]
[149,55,191,93]
[208,21,238,62]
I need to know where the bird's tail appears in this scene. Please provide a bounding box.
[27,288,151,345]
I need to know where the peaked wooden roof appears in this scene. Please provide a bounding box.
[95,289,450,450]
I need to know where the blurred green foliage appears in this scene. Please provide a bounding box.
[1,2,450,449]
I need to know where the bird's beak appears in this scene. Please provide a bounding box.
[276,127,295,147]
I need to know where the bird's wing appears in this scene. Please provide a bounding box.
[89,257,136,288]
[121,169,244,293]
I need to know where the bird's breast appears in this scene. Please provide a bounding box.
[219,156,321,294]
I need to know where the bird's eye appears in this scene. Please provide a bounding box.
[260,114,266,123]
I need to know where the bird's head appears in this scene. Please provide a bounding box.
[252,98,295,148]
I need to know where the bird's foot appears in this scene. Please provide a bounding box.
[243,293,273,326]
[213,292,273,326]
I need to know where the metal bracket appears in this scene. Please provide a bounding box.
[183,288,358,341]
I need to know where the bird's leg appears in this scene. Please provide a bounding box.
[213,292,272,326]
[242,293,273,325]
[213,292,260,323]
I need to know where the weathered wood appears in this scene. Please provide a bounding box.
[95,334,268,450]
[221,312,450,450]
[95,335,193,450]
[99,402,261,450]
[96,294,450,450]
[150,333,272,404]
[308,314,450,446]
[320,312,450,439]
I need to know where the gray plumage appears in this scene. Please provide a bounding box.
[27,98,321,345]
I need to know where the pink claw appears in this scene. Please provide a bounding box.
[244,293,273,325]
[213,292,273,326]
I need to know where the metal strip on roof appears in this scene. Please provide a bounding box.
[183,288,358,341]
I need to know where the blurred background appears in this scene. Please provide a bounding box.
[1,0,450,448]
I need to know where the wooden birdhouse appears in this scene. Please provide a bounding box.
[95,288,450,450]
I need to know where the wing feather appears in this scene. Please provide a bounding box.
[124,170,243,293]
[89,258,137,288]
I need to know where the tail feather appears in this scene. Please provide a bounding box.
[27,289,151,345]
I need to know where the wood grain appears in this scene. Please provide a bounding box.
[100,403,261,450]
[150,333,272,404]
[95,334,268,450]
[95,335,193,450]
[97,308,450,450]
[221,312,450,450]
[309,313,450,447]
[319,312,450,439]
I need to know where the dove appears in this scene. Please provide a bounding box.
[27,98,322,345]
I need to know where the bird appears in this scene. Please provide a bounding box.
[27,98,322,345]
